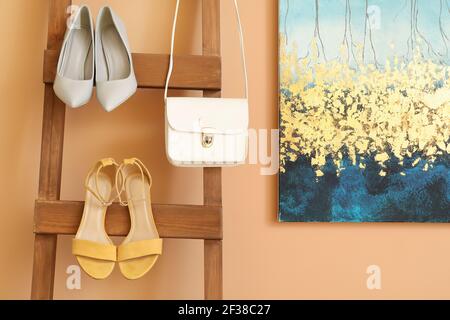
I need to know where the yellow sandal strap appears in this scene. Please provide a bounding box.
[115,158,153,207]
[117,239,163,262]
[85,158,124,207]
[72,239,117,262]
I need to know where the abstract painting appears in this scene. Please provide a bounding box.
[279,0,450,222]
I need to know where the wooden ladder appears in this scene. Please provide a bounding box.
[31,0,223,300]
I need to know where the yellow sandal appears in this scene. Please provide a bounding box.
[117,158,162,280]
[72,158,121,280]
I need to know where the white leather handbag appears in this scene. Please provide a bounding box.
[164,0,249,167]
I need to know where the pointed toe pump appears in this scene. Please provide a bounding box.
[117,158,162,280]
[72,159,121,280]
[95,6,137,112]
[53,5,94,108]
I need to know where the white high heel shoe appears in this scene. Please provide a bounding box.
[53,5,94,108]
[95,6,137,112]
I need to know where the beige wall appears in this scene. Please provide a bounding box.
[1,0,450,299]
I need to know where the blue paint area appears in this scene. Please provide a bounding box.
[279,155,450,222]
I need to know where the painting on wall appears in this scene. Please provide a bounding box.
[279,0,450,222]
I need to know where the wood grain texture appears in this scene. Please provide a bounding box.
[37,85,66,200]
[31,234,57,300]
[203,167,223,206]
[32,0,71,300]
[202,0,223,300]
[43,50,221,90]
[202,0,221,57]
[204,240,223,300]
[47,0,71,51]
[34,200,223,240]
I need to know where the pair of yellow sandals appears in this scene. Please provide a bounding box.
[72,158,162,280]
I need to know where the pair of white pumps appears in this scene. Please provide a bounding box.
[54,6,137,111]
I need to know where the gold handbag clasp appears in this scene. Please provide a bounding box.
[202,132,214,148]
[201,127,215,148]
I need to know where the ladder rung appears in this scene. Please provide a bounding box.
[34,200,222,240]
[43,50,222,91]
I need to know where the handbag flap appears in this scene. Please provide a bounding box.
[166,97,249,134]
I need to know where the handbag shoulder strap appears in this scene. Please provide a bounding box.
[164,0,248,101]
